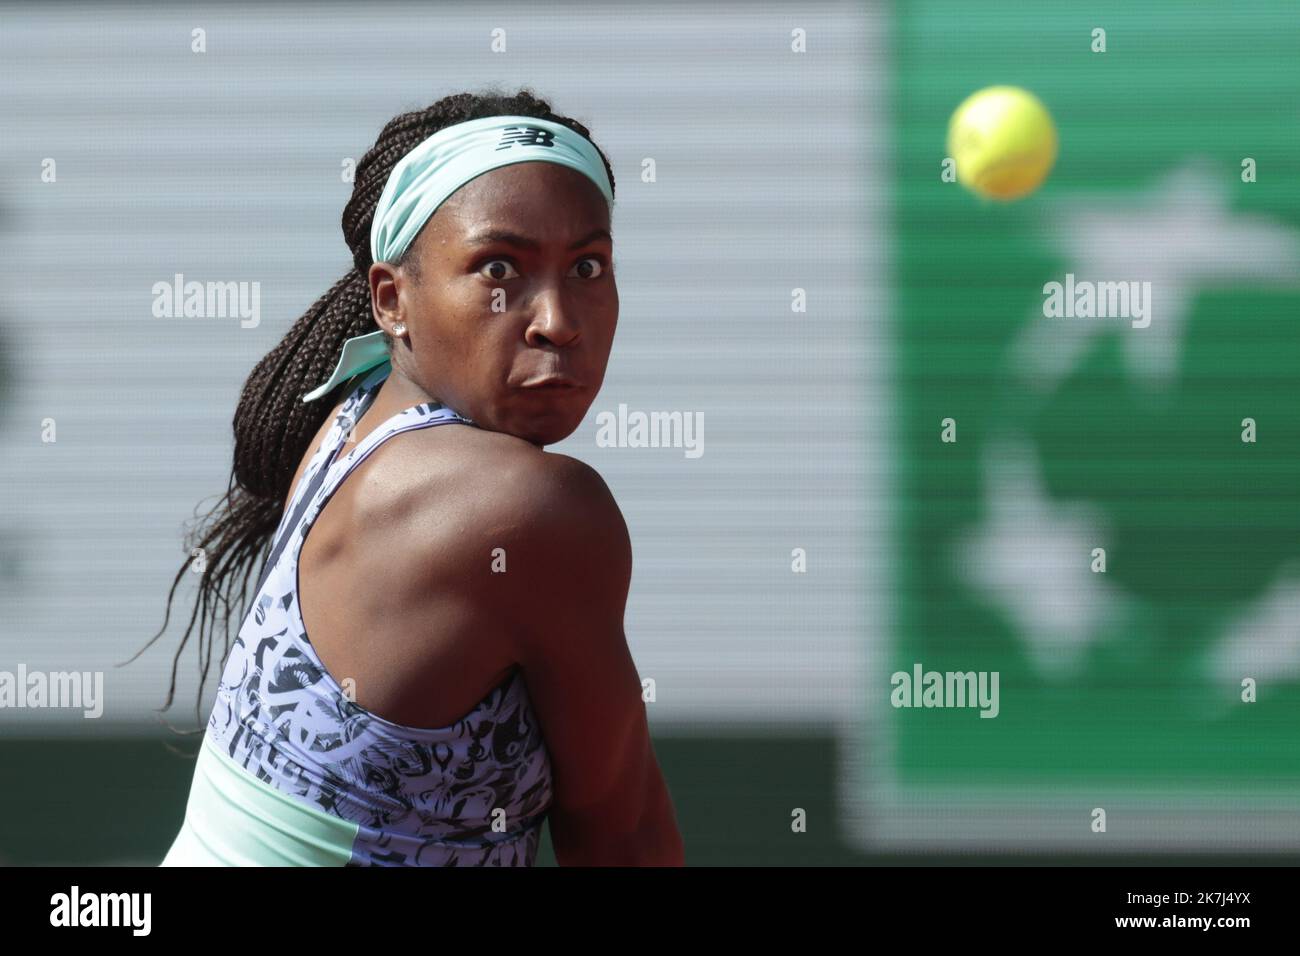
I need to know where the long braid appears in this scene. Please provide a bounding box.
[129,88,616,730]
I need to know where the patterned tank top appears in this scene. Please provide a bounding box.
[165,363,553,867]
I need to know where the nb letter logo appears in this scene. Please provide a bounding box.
[496,126,556,150]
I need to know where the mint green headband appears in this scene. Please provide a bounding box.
[302,115,614,403]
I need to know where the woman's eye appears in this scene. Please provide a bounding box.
[480,259,519,281]
[478,256,606,281]
[569,256,605,279]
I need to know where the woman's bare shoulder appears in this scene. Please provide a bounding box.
[370,424,629,574]
[477,452,627,574]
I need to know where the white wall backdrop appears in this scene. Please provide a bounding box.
[0,1,884,735]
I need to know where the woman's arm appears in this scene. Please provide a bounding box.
[493,452,684,866]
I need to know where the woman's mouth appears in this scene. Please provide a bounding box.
[520,376,583,390]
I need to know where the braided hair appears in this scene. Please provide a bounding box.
[133,89,616,728]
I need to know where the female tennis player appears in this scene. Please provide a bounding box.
[142,89,683,866]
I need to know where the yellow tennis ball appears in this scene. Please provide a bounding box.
[947,85,1058,200]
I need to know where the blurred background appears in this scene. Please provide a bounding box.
[1,0,1297,865]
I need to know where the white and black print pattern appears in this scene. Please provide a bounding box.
[206,365,553,866]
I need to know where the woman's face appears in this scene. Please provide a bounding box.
[368,161,618,447]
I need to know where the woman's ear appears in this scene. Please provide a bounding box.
[368,260,403,334]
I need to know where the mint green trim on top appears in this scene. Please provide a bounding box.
[160,734,358,867]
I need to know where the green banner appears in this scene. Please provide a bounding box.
[853,0,1300,851]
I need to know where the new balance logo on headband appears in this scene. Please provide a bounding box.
[496,125,556,150]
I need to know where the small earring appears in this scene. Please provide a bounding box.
[392,322,407,336]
